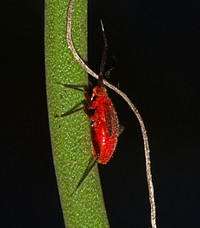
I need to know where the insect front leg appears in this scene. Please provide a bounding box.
[57,82,86,92]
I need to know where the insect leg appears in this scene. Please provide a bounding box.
[57,82,85,92]
[71,157,98,196]
[56,83,89,117]
[55,106,84,118]
[55,99,84,118]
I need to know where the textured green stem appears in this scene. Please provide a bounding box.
[45,0,109,227]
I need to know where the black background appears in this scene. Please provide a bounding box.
[2,0,200,227]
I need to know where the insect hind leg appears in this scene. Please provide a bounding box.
[71,156,98,196]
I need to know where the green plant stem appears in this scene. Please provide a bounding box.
[45,0,109,227]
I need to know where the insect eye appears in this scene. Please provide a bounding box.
[91,95,97,101]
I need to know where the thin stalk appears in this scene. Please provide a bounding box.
[67,0,157,227]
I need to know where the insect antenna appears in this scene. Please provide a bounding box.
[71,157,98,196]
[99,20,108,87]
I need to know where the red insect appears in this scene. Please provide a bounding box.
[87,85,118,164]
[58,21,120,194]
